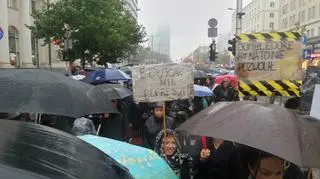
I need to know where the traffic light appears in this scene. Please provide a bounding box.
[209,43,218,61]
[228,38,236,56]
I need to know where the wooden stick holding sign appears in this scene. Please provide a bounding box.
[163,101,166,139]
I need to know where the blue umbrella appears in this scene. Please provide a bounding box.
[194,84,214,97]
[82,68,131,84]
[78,135,178,179]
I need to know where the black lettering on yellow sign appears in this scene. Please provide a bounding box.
[238,61,276,72]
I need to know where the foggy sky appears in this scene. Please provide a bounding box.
[138,0,253,59]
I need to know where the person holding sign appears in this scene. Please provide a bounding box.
[143,102,175,149]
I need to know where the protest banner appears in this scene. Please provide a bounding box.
[132,63,194,102]
[236,32,303,81]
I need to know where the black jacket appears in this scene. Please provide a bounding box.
[100,113,128,142]
[213,85,237,102]
[143,116,175,149]
[195,140,240,179]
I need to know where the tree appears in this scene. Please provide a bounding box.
[29,0,145,66]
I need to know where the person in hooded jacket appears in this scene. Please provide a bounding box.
[154,129,194,179]
[213,79,237,102]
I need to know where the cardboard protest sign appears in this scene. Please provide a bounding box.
[132,63,194,102]
[236,32,303,81]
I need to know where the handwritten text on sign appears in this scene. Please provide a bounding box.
[132,63,194,102]
[236,38,303,80]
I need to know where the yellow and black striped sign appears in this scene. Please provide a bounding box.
[238,80,302,97]
[236,32,301,42]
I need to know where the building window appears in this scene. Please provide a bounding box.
[318,27,320,36]
[7,0,18,9]
[8,26,19,66]
[311,6,316,18]
[270,2,275,7]
[301,10,305,22]
[270,13,274,18]
[311,28,314,36]
[270,22,274,29]
[290,0,296,11]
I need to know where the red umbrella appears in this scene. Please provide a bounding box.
[215,75,239,89]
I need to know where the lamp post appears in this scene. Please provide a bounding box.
[228,0,245,35]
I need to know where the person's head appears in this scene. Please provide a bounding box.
[206,78,211,85]
[221,78,229,88]
[154,129,180,158]
[251,152,285,179]
[153,102,164,119]
[72,117,97,136]
[162,133,178,156]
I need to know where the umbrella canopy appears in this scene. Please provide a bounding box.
[82,68,131,84]
[194,85,214,97]
[214,74,239,89]
[0,69,118,117]
[194,70,207,79]
[79,135,178,179]
[0,120,133,179]
[96,84,132,100]
[177,101,320,168]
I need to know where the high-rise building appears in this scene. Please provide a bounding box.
[231,0,281,34]
[279,0,320,53]
[124,0,139,20]
[150,26,171,58]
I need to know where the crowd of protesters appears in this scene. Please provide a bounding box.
[1,71,318,179]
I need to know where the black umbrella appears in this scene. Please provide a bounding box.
[177,101,320,167]
[0,119,133,178]
[194,70,207,79]
[97,83,133,100]
[0,69,118,117]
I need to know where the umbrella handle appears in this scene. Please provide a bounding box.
[96,124,102,135]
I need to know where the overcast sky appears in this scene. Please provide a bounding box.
[138,0,252,59]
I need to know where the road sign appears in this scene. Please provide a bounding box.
[208,18,218,27]
[0,27,4,40]
[303,49,312,59]
[302,35,308,44]
[208,28,218,37]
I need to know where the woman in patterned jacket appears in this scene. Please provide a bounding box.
[154,129,195,179]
